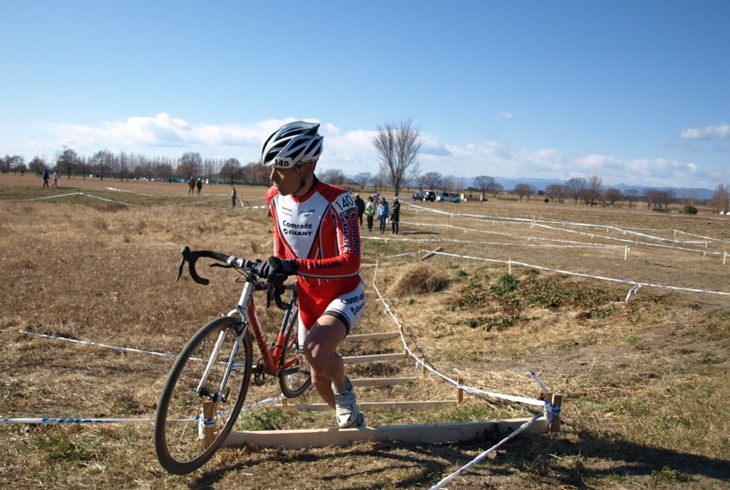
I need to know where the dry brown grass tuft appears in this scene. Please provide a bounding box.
[386,263,450,297]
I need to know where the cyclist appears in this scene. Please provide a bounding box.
[257,121,366,429]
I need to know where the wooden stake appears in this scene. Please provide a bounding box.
[547,393,562,433]
[457,377,464,404]
[201,401,216,448]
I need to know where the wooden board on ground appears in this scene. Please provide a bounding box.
[282,400,457,411]
[224,417,547,449]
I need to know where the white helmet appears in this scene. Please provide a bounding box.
[260,121,323,168]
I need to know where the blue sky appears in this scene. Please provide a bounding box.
[1,0,728,189]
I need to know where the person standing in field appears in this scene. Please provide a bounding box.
[196,178,203,195]
[231,186,237,207]
[188,177,195,194]
[364,196,375,231]
[354,194,365,227]
[257,120,366,429]
[390,197,400,235]
[42,168,49,187]
[377,196,389,234]
[52,171,59,188]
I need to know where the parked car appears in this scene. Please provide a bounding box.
[436,192,461,203]
[412,190,436,202]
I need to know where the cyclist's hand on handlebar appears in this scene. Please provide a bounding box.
[257,256,298,279]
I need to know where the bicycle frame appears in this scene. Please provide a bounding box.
[229,279,299,378]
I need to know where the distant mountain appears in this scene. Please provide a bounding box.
[466,176,714,201]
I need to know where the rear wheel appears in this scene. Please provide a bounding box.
[155,316,252,475]
[278,303,311,398]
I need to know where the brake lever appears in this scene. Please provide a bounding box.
[177,246,210,285]
[176,246,191,281]
[176,255,185,281]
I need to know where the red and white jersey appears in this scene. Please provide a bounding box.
[266,179,362,329]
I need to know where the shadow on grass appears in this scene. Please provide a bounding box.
[192,427,730,489]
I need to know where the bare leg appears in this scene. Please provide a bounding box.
[302,315,347,408]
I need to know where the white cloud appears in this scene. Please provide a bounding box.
[680,123,730,140]
[51,113,268,153]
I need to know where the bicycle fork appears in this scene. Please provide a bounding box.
[195,323,247,447]
[195,328,242,403]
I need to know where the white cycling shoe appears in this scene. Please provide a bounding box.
[333,377,365,428]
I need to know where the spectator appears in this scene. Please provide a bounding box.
[354,194,365,226]
[196,178,203,195]
[390,197,401,235]
[377,197,389,234]
[42,169,49,188]
[231,187,237,207]
[364,196,375,231]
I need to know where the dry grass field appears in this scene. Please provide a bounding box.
[1,173,729,489]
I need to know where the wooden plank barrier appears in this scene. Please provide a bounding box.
[285,400,456,412]
[346,332,400,342]
[343,352,408,364]
[224,418,548,449]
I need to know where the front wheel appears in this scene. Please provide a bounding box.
[155,316,253,475]
[278,303,311,398]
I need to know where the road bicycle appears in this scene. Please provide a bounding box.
[154,246,311,475]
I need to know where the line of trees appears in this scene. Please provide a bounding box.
[1,150,272,186]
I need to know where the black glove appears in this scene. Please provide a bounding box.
[256,256,298,279]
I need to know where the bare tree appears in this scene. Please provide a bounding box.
[512,183,536,201]
[420,171,442,190]
[220,158,241,186]
[372,168,388,193]
[624,188,639,209]
[581,175,602,206]
[473,176,495,200]
[319,168,347,186]
[177,152,202,179]
[134,156,154,180]
[353,172,372,190]
[566,177,587,203]
[28,156,46,175]
[91,150,114,180]
[4,155,25,174]
[544,183,568,203]
[644,188,673,212]
[372,119,421,197]
[603,187,623,207]
[57,148,78,179]
[708,184,729,214]
[487,181,503,196]
[239,161,269,185]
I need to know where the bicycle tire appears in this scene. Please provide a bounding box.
[155,316,252,475]
[278,303,312,398]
